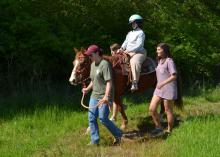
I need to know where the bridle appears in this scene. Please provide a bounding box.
[74,53,91,87]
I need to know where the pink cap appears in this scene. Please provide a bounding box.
[84,44,101,56]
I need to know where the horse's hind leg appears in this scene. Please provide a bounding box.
[110,102,118,121]
[114,98,128,130]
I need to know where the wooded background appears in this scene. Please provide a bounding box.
[1,0,219,93]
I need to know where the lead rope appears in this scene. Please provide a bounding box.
[81,93,111,109]
[81,93,99,109]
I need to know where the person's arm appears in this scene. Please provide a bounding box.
[157,74,177,89]
[121,38,128,50]
[103,80,112,100]
[82,81,93,94]
[98,61,113,106]
[157,59,177,89]
[119,33,129,52]
[98,80,112,106]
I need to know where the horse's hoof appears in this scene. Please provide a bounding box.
[110,116,117,122]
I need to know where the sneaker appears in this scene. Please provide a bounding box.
[112,137,121,146]
[131,81,138,92]
[151,128,163,136]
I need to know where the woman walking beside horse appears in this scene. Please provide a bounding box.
[149,43,182,136]
[82,44,122,145]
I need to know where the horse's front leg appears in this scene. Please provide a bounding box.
[114,98,128,130]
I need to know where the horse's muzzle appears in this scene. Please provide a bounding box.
[69,80,77,85]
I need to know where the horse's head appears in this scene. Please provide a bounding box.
[69,48,91,86]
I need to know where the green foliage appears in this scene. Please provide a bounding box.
[0,0,220,90]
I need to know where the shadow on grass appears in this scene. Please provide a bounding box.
[123,88,154,105]
[0,83,88,121]
[122,114,182,141]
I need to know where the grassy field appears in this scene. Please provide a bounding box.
[0,85,220,157]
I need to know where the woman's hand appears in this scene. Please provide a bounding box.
[98,80,111,107]
[156,74,177,89]
[98,96,109,107]
[82,81,93,95]
[82,88,89,94]
[156,83,164,89]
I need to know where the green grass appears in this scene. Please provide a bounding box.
[166,114,220,157]
[205,86,220,102]
[146,114,220,157]
[0,85,220,157]
[183,84,220,105]
[0,106,88,157]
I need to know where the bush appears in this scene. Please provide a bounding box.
[0,0,220,91]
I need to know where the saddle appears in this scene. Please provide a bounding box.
[141,57,157,74]
[112,53,156,76]
[112,52,130,75]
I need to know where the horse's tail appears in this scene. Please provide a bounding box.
[174,74,183,109]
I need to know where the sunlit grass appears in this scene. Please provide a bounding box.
[0,85,220,157]
[0,106,88,157]
[161,114,220,157]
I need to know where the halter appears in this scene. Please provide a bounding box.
[74,54,91,87]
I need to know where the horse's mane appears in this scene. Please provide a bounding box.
[102,55,118,64]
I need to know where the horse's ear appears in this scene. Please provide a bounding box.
[73,48,79,53]
[80,47,85,52]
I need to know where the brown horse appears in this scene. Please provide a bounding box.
[69,48,157,129]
